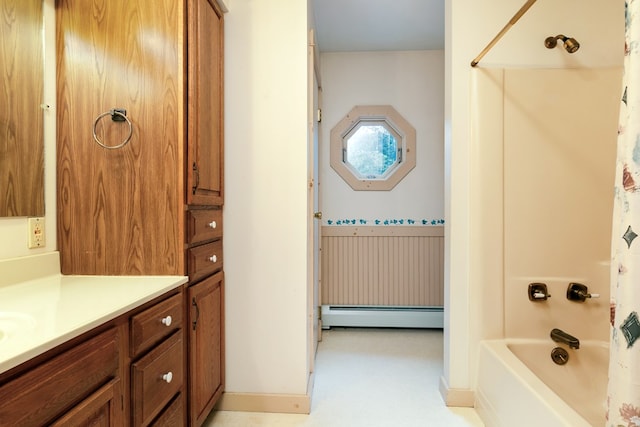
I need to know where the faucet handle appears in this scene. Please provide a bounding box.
[566,282,599,302]
[528,283,550,301]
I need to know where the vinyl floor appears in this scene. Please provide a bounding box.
[204,328,485,427]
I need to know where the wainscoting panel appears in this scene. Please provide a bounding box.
[321,226,444,307]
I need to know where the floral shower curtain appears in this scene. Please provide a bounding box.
[609,1,640,425]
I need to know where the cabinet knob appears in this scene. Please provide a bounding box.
[208,220,217,229]
[161,315,172,326]
[162,372,173,383]
[209,255,217,263]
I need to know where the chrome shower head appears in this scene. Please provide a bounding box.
[545,34,580,53]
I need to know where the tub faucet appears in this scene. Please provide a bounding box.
[550,328,580,349]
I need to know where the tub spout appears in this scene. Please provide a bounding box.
[550,328,580,349]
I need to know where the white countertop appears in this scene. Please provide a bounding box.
[0,253,187,374]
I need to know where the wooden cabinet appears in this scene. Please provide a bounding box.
[185,1,225,425]
[188,272,224,426]
[0,327,122,427]
[0,288,188,427]
[56,0,225,424]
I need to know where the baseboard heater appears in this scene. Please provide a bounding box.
[321,305,444,329]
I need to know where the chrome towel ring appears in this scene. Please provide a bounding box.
[92,109,133,150]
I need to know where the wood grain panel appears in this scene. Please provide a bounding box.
[0,0,44,216]
[321,226,444,307]
[56,0,185,274]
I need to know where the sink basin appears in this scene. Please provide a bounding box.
[0,312,36,340]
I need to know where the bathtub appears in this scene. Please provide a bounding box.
[475,339,609,427]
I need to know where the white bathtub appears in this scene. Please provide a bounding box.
[475,339,609,427]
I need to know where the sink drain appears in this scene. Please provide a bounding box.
[551,347,569,365]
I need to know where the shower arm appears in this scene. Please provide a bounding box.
[470,0,538,67]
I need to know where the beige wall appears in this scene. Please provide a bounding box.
[472,67,621,343]
[319,50,444,224]
[223,0,311,396]
[502,68,620,340]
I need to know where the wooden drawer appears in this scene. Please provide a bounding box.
[50,378,123,426]
[131,331,184,427]
[131,293,183,357]
[187,240,223,282]
[150,393,184,427]
[187,209,222,245]
[0,327,119,427]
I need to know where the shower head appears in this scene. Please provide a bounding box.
[544,35,580,53]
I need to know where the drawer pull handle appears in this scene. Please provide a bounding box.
[209,255,217,263]
[208,221,217,229]
[161,315,172,326]
[192,298,199,330]
[162,372,173,384]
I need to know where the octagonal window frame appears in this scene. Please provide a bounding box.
[330,105,416,191]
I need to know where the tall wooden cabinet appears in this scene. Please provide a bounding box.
[56,0,225,425]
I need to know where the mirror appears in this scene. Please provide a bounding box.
[0,0,45,217]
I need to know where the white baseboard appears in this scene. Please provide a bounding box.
[439,376,475,407]
[321,305,444,329]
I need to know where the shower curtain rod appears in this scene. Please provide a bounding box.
[470,0,538,67]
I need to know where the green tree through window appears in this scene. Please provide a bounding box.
[346,124,398,179]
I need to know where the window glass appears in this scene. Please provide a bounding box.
[345,123,398,179]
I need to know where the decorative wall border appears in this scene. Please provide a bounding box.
[325,218,445,226]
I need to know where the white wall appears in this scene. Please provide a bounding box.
[444,0,624,403]
[0,0,57,260]
[223,0,311,395]
[319,51,444,225]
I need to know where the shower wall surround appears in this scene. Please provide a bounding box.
[471,67,621,342]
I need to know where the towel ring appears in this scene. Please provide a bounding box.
[92,109,133,150]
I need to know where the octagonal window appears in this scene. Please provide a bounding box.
[330,105,416,191]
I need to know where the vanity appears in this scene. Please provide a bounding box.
[0,253,188,426]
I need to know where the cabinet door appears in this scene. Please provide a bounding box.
[188,272,224,426]
[50,378,123,427]
[187,0,224,206]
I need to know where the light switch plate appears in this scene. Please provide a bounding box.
[28,217,45,248]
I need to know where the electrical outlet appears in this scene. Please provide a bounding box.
[28,217,45,249]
